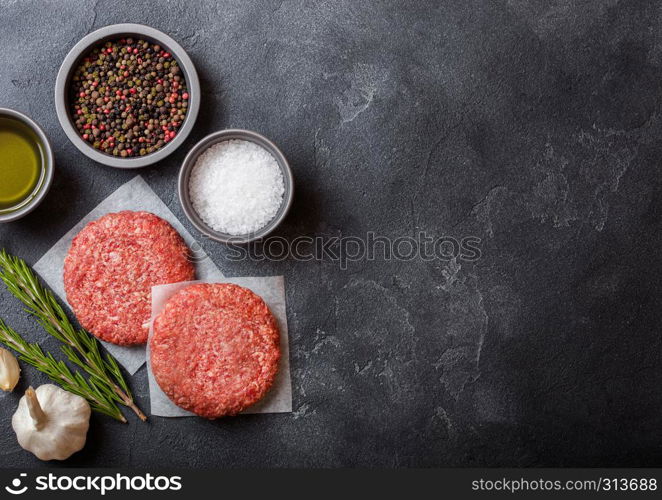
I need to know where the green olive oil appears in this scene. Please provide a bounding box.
[0,116,43,211]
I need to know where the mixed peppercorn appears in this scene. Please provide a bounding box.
[70,38,189,158]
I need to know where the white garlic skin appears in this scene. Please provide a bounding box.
[12,384,91,461]
[0,348,20,392]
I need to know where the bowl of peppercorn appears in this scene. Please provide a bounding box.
[55,24,200,168]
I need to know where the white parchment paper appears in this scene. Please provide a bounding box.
[147,277,292,416]
[34,175,225,374]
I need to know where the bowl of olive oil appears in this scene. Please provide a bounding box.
[0,109,54,222]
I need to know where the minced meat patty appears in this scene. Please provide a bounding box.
[63,211,195,345]
[150,283,280,418]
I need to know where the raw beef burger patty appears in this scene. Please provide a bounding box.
[63,211,195,345]
[150,283,280,418]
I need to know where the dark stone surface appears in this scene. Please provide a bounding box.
[1,0,661,467]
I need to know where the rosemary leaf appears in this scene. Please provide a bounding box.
[0,319,126,422]
[0,250,146,421]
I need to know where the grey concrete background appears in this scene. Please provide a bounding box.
[1,0,661,467]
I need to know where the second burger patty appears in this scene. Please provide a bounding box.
[150,283,281,418]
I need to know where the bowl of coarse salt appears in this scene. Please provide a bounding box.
[178,129,294,244]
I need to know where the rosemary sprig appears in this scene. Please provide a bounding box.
[0,250,146,421]
[0,319,126,422]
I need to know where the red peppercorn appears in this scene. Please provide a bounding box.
[77,109,83,115]
[182,93,189,100]
[83,134,89,140]
[79,92,85,98]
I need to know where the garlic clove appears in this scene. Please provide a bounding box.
[0,347,20,392]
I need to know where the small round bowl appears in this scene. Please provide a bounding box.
[178,129,294,244]
[0,108,54,223]
[54,23,200,169]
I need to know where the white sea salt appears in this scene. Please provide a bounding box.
[189,139,285,235]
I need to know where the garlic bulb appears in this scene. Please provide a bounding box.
[12,385,91,461]
[0,347,20,391]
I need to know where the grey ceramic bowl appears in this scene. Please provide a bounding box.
[0,108,54,223]
[54,24,200,169]
[179,129,294,244]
